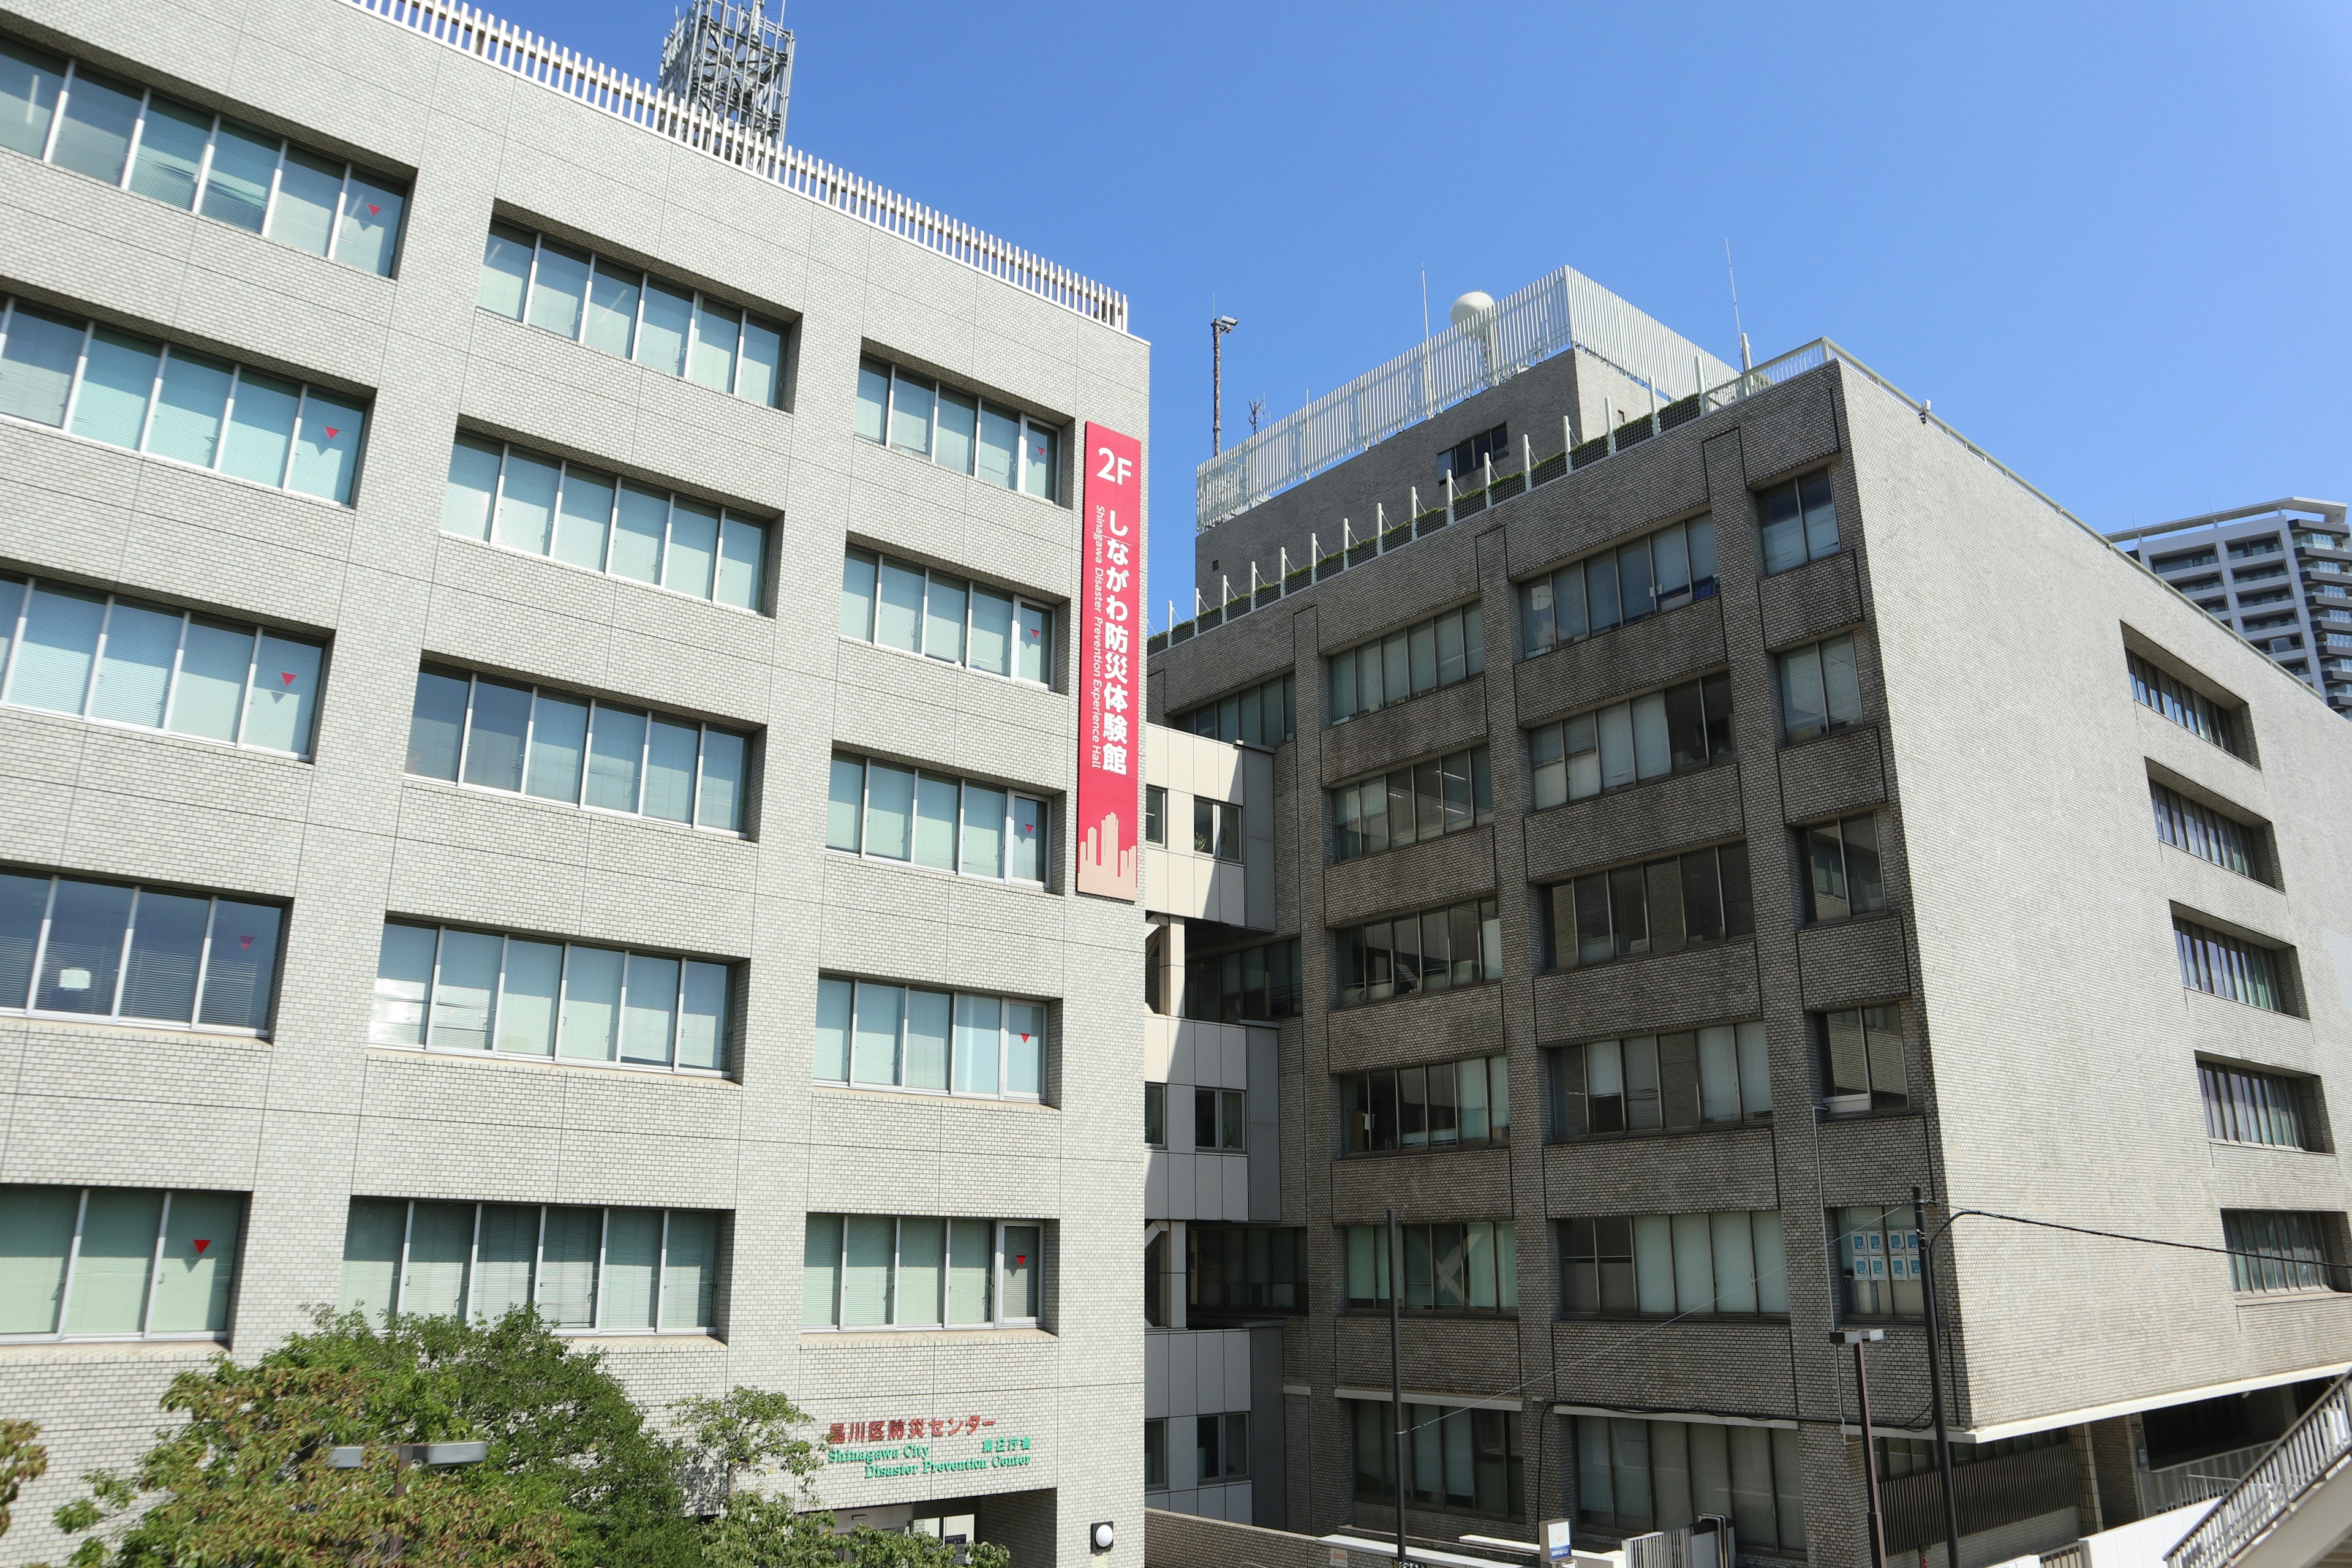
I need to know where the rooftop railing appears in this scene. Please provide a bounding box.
[340,0,1129,333]
[1193,264,1736,532]
[2167,1374,2352,1568]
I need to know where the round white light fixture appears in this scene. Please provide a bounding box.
[1090,1520,1116,1552]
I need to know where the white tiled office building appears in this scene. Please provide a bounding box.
[0,1,1149,1562]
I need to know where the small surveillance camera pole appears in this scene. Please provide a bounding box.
[1211,316,1239,455]
[1834,1329,1889,1568]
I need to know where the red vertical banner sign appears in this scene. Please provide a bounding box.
[1076,423,1143,900]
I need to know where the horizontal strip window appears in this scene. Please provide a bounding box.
[1337,897,1501,1006]
[1575,1414,1804,1551]
[1820,1004,1908,1114]
[1174,672,1295,745]
[1342,1054,1510,1155]
[404,666,748,833]
[0,1185,243,1341]
[0,297,365,503]
[2128,651,2247,756]
[1521,513,1719,658]
[839,548,1053,685]
[2152,783,2271,883]
[1332,745,1491,862]
[478,222,786,406]
[1344,1221,1518,1313]
[1531,674,1730,810]
[826,752,1048,886]
[0,39,405,274]
[1833,1203,1922,1320]
[1546,845,1752,971]
[1183,936,1301,1022]
[1804,813,1886,922]
[2222,1210,2348,1294]
[801,1215,1040,1329]
[0,575,320,755]
[441,435,768,610]
[1562,1210,1789,1317]
[1552,1022,1770,1139]
[814,976,1042,1100]
[340,1199,720,1332]
[1758,471,1839,576]
[855,358,1061,502]
[369,922,731,1073]
[1189,1226,1304,1314]
[1777,633,1861,743]
[1877,1430,2067,1482]
[0,871,279,1034]
[1329,603,1483,724]
[2175,916,2290,1012]
[2201,1062,2317,1149]
[1354,1400,1525,1519]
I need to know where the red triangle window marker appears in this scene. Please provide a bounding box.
[281,671,297,685]
[1019,1033,1031,1042]
[323,426,340,439]
[367,203,381,215]
[192,1238,210,1254]
[1015,1255,1027,1265]
[239,935,254,949]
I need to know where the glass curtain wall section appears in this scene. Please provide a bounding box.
[1560,1211,1789,1316]
[1336,898,1502,1005]
[800,1215,1041,1328]
[1174,673,1295,745]
[2174,918,2288,1012]
[1329,604,1483,723]
[476,221,788,407]
[1777,634,1863,742]
[1831,1204,1923,1318]
[1551,1022,1771,1137]
[0,1185,243,1340]
[1332,746,1492,861]
[825,753,1049,886]
[1529,675,1731,809]
[0,297,366,503]
[1186,1226,1303,1312]
[2199,1063,2313,1148]
[813,976,1043,1100]
[338,1199,721,1331]
[0,575,321,754]
[1574,1415,1805,1550]
[0,872,281,1033]
[1341,1054,1510,1153]
[854,357,1062,502]
[1545,845,1754,970]
[0,39,406,273]
[1757,473,1839,575]
[1183,937,1302,1022]
[2150,782,2268,881]
[839,548,1054,685]
[1803,814,1887,921]
[2221,1210,2348,1294]
[403,666,749,834]
[1343,1223,1518,1312]
[2128,652,2247,756]
[368,922,731,1073]
[440,436,768,610]
[1520,514,1719,656]
[1352,1400,1524,1519]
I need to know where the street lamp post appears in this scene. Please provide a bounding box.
[1836,1329,1890,1568]
[328,1440,488,1560]
[1913,1185,1966,1568]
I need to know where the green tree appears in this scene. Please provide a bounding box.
[0,1419,48,1541]
[673,1390,1008,1568]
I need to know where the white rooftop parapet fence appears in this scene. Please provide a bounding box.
[340,0,1130,333]
[1193,265,1736,531]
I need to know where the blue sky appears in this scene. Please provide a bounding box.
[472,0,2351,620]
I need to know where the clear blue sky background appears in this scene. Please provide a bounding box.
[474,0,2350,622]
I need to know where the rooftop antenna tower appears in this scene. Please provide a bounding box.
[658,0,795,146]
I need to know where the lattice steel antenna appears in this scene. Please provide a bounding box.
[657,0,794,145]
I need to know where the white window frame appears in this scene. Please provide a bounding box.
[838,547,1058,688]
[0,873,276,1037]
[827,753,1052,889]
[0,1186,241,1344]
[854,356,1066,505]
[803,1215,1042,1332]
[812,976,1046,1102]
[366,1199,718,1335]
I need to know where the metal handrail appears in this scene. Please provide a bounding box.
[337,0,1129,332]
[2166,1374,2352,1568]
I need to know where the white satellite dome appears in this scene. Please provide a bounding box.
[1450,290,1496,327]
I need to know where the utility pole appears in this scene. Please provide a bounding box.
[1914,1185,1965,1568]
[1389,1206,1407,1564]
[1211,316,1238,454]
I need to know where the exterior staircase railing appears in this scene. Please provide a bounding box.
[2168,1375,2352,1568]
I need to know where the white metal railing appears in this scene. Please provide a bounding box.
[339,0,1129,332]
[2139,1444,2277,1517]
[2168,1376,2352,1568]
[1194,265,1736,530]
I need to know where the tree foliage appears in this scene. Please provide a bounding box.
[0,1419,47,1541]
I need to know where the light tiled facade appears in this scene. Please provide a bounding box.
[0,2,1147,1563]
